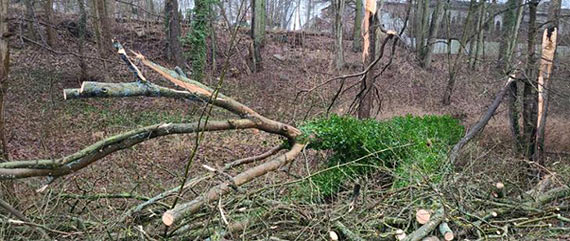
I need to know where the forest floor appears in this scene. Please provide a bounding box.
[3,17,570,240]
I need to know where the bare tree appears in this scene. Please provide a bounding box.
[421,0,443,68]
[497,0,523,72]
[77,0,89,81]
[442,0,477,105]
[352,0,362,52]
[44,0,56,47]
[165,0,185,67]
[0,0,13,205]
[535,0,561,164]
[332,0,345,69]
[0,0,8,161]
[92,0,114,57]
[358,0,376,119]
[521,0,539,159]
[251,0,265,72]
[306,0,312,29]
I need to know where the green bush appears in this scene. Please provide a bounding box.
[297,114,463,197]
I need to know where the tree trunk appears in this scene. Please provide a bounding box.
[469,0,485,69]
[251,0,265,72]
[0,0,9,161]
[333,0,345,70]
[358,0,376,119]
[0,0,14,205]
[507,77,521,150]
[415,0,429,56]
[44,0,56,47]
[165,0,185,67]
[522,0,538,160]
[24,0,37,40]
[496,0,522,72]
[189,0,210,80]
[352,0,362,52]
[92,0,113,57]
[306,0,312,29]
[442,0,477,105]
[77,0,88,82]
[534,0,561,164]
[421,0,443,68]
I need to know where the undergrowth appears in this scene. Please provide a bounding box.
[296,114,464,198]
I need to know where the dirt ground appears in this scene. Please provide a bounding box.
[2,16,570,240]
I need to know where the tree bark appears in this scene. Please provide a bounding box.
[535,0,559,164]
[352,0,362,52]
[333,0,345,70]
[24,0,38,40]
[469,0,485,69]
[358,0,376,119]
[165,0,185,67]
[77,0,88,81]
[306,0,312,29]
[251,0,265,72]
[497,0,523,72]
[44,0,56,47]
[522,0,538,160]
[92,0,113,57]
[0,0,14,207]
[421,0,443,68]
[0,0,9,161]
[449,76,515,165]
[442,0,477,105]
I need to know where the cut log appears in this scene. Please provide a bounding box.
[395,229,407,241]
[422,236,440,241]
[416,209,431,224]
[162,143,306,226]
[329,230,339,241]
[438,222,453,241]
[403,208,444,241]
[333,221,365,241]
[495,182,505,198]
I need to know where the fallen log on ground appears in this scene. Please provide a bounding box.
[0,42,307,231]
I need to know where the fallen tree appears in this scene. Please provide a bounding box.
[0,42,306,229]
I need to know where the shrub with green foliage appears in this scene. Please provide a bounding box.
[297,114,464,197]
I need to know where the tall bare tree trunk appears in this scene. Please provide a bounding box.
[352,0,362,52]
[44,0,56,47]
[421,0,443,68]
[77,0,88,82]
[415,0,429,55]
[24,0,37,40]
[497,0,522,72]
[92,0,113,57]
[0,0,9,161]
[534,0,561,165]
[165,0,184,67]
[306,0,312,29]
[251,0,265,72]
[469,0,485,69]
[358,0,376,119]
[332,0,345,70]
[522,0,538,160]
[504,0,524,149]
[0,0,14,205]
[442,0,476,105]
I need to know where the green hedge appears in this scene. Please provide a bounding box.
[297,114,464,197]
